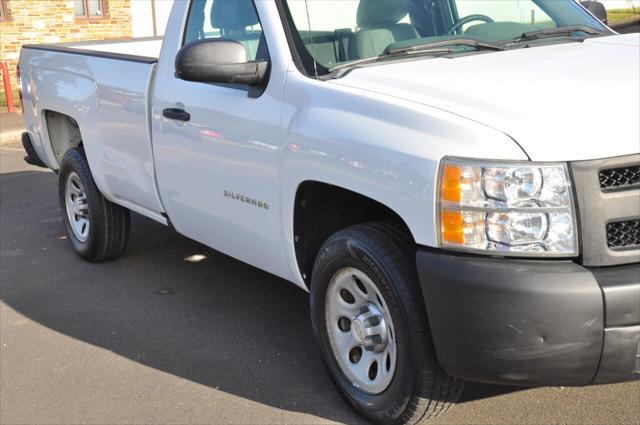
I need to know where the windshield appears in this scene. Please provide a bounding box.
[282,0,608,76]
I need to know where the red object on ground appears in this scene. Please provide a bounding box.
[1,62,16,113]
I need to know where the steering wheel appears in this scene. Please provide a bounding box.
[446,14,495,35]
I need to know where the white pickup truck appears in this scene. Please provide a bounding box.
[18,0,640,423]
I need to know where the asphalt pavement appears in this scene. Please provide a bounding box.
[1,140,639,424]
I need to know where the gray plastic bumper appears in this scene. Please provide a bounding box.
[417,249,640,386]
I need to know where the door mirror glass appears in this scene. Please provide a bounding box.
[175,39,268,86]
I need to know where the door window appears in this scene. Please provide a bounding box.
[184,0,266,61]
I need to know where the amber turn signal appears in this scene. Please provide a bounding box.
[441,164,461,202]
[441,209,464,244]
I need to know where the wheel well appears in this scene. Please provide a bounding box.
[43,110,83,165]
[293,181,414,287]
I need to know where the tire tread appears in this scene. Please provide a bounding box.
[59,148,130,262]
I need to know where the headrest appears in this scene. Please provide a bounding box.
[357,0,410,28]
[211,0,259,31]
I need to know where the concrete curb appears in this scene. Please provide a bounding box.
[0,129,24,146]
[1,111,25,146]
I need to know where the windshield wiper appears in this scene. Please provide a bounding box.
[384,38,504,55]
[509,25,607,43]
[328,38,503,77]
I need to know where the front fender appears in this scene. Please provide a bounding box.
[278,72,527,285]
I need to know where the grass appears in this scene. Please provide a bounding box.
[0,90,21,110]
[608,8,640,26]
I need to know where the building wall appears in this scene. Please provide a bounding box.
[0,0,132,104]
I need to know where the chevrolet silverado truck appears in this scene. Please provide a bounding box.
[18,0,640,423]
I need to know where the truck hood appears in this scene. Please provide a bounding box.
[331,34,640,162]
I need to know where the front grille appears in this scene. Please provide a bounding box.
[599,165,640,191]
[607,219,640,250]
[572,154,640,266]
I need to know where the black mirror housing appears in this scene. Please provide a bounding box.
[175,39,269,86]
[580,1,608,25]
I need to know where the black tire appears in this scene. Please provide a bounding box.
[310,222,463,425]
[58,147,130,262]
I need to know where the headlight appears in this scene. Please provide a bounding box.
[438,158,578,256]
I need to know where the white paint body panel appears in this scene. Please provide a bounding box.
[331,33,640,162]
[19,49,165,223]
[18,1,640,289]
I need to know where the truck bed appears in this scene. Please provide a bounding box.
[19,39,166,223]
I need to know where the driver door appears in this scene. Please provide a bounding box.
[151,0,291,280]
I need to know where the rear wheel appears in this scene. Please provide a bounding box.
[310,222,463,424]
[58,148,130,262]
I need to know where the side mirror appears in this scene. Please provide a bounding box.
[580,1,608,25]
[175,39,268,86]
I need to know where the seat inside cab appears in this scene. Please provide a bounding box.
[349,0,420,59]
[210,0,267,61]
[295,0,421,68]
[184,0,268,61]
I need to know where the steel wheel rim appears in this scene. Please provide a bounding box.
[64,171,90,242]
[325,267,397,394]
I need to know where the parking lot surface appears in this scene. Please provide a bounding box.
[1,143,638,424]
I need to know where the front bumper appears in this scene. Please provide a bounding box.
[417,249,640,386]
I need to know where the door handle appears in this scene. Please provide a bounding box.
[162,108,190,122]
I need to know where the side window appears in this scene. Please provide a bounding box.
[184,0,266,61]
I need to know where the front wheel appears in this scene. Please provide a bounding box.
[58,147,130,262]
[310,222,463,424]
